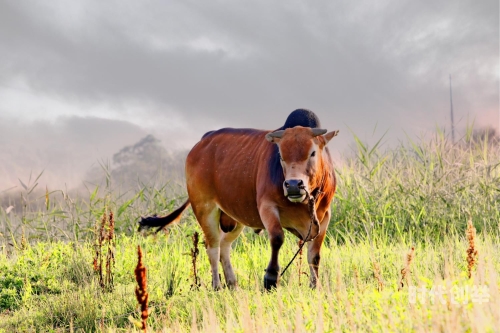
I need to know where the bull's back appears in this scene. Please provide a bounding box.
[185,128,272,228]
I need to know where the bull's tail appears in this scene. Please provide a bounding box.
[138,200,191,234]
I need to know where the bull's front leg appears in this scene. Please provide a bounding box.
[259,204,284,290]
[307,209,331,288]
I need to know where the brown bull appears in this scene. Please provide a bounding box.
[139,110,338,290]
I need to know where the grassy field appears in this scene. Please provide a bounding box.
[1,130,499,332]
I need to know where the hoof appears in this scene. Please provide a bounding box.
[263,270,279,290]
[264,276,278,290]
[226,280,238,290]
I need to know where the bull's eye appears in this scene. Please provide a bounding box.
[310,151,316,157]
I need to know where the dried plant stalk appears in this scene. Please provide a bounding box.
[135,245,149,332]
[105,211,115,290]
[297,240,304,286]
[20,227,27,251]
[466,219,478,279]
[92,212,105,287]
[372,260,384,291]
[191,232,200,289]
[108,211,115,241]
[93,208,115,291]
[353,265,360,291]
[92,212,100,273]
[399,246,415,290]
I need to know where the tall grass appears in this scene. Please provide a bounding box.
[332,130,500,244]
[1,129,498,248]
[0,131,500,246]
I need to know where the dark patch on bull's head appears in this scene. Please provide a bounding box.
[266,126,338,203]
[282,109,321,129]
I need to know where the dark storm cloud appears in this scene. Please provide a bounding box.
[0,0,498,188]
[1,1,497,125]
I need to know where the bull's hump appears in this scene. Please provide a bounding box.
[281,109,321,129]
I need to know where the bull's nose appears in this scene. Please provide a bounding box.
[284,179,304,189]
[284,179,304,196]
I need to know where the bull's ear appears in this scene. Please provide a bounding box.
[265,130,285,143]
[323,130,339,144]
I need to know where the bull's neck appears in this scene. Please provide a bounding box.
[311,156,333,194]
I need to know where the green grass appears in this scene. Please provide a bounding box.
[1,230,499,332]
[0,131,499,332]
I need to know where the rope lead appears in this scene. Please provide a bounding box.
[280,188,320,277]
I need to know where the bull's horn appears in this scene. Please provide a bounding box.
[265,130,285,142]
[311,128,327,137]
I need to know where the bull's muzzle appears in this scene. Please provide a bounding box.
[283,179,306,202]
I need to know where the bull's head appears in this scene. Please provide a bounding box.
[266,126,338,203]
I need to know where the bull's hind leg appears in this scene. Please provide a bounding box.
[193,205,223,290]
[219,214,244,288]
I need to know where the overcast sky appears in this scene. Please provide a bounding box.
[0,0,498,191]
